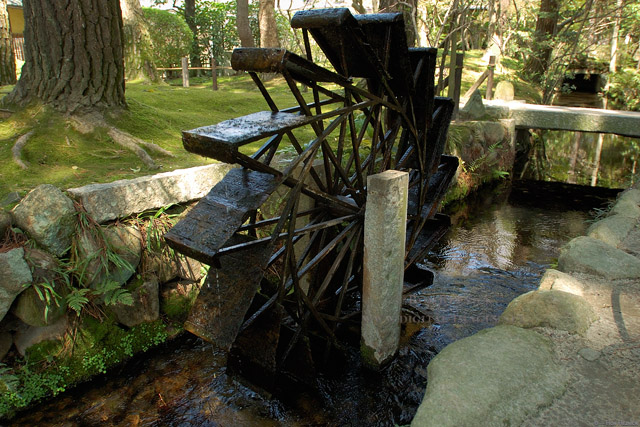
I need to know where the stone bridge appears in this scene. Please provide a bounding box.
[484,100,640,138]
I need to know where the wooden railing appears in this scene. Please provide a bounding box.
[156,57,233,90]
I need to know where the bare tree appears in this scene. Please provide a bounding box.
[259,0,279,48]
[237,0,255,47]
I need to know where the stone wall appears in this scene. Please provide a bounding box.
[0,163,233,362]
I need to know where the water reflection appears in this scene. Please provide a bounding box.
[415,184,595,350]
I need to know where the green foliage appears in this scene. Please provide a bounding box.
[605,69,640,111]
[143,8,193,67]
[28,280,62,323]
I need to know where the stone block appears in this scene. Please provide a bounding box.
[499,290,597,335]
[411,325,568,427]
[361,170,408,368]
[0,248,32,322]
[67,164,235,223]
[111,278,159,327]
[11,184,76,257]
[13,315,67,356]
[558,236,640,279]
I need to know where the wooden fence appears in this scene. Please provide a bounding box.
[156,57,233,90]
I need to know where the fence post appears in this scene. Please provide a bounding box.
[485,56,496,100]
[211,57,218,91]
[182,56,189,88]
[450,53,464,119]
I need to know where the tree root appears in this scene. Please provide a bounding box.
[12,131,33,170]
[70,112,174,170]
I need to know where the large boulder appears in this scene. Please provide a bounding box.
[0,248,32,322]
[587,214,635,248]
[111,278,159,328]
[558,236,640,279]
[11,185,76,257]
[75,225,142,288]
[608,198,640,219]
[616,188,640,207]
[499,290,597,335]
[11,249,66,327]
[538,269,587,296]
[13,315,67,356]
[411,325,568,427]
[142,251,203,284]
[0,331,12,361]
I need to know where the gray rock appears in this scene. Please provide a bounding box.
[481,121,506,145]
[1,191,21,207]
[608,199,640,219]
[578,347,600,361]
[11,249,66,327]
[0,248,32,322]
[411,325,568,427]
[111,278,159,327]
[11,184,76,257]
[460,90,486,120]
[67,164,234,224]
[0,331,12,361]
[617,189,640,206]
[587,214,635,247]
[558,236,640,279]
[75,225,142,288]
[143,252,203,284]
[499,290,597,335]
[494,81,515,101]
[0,210,11,237]
[13,315,67,356]
[538,269,587,296]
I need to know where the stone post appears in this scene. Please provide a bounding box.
[361,170,408,368]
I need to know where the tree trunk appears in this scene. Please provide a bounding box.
[120,0,157,82]
[609,0,623,73]
[0,0,15,85]
[259,0,279,48]
[237,0,255,48]
[6,0,126,113]
[523,0,559,82]
[184,0,201,68]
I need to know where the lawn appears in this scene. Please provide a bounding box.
[0,51,538,203]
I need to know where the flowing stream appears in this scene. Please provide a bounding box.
[11,181,617,426]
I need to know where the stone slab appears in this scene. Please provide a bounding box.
[485,100,640,138]
[67,164,234,223]
[411,325,568,427]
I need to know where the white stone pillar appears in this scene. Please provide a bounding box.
[361,170,408,368]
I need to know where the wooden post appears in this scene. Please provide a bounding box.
[451,53,464,119]
[485,56,496,100]
[211,57,218,91]
[181,56,189,88]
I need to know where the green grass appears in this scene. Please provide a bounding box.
[0,75,312,202]
[0,56,539,203]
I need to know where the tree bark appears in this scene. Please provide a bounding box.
[0,0,15,85]
[259,0,279,48]
[6,0,126,114]
[237,0,254,48]
[120,0,157,82]
[184,0,201,68]
[523,0,559,82]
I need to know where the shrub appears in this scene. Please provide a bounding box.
[143,8,193,68]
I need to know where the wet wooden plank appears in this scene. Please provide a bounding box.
[184,235,274,351]
[164,168,282,265]
[182,111,314,163]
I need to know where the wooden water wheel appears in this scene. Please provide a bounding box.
[165,8,457,379]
